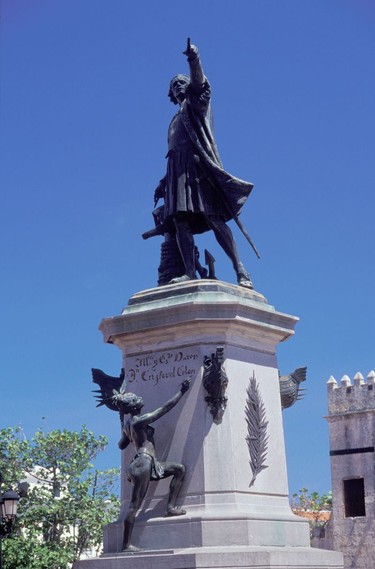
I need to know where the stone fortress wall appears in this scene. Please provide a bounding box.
[324,370,375,569]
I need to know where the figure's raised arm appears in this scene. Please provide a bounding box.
[183,38,205,91]
[135,379,191,428]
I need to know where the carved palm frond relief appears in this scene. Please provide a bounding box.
[245,374,269,487]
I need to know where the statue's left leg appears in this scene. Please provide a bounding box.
[123,458,152,551]
[168,216,196,283]
[206,217,253,289]
[161,462,187,516]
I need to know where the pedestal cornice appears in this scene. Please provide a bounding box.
[99,281,298,353]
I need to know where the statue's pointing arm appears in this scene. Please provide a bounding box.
[183,38,205,92]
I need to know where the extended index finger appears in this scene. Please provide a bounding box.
[183,37,191,55]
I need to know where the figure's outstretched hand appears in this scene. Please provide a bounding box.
[180,377,191,394]
[183,37,199,61]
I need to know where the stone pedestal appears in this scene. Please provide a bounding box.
[74,280,343,569]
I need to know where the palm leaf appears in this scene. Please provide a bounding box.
[245,373,269,487]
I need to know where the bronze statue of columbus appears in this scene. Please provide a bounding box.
[153,39,256,288]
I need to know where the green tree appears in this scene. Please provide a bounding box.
[0,426,120,569]
[291,487,332,527]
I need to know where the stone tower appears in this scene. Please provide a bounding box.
[326,370,375,568]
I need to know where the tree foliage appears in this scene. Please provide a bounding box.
[0,426,120,569]
[291,487,332,526]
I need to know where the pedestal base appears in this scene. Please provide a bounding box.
[103,506,310,552]
[73,545,343,569]
[84,282,343,569]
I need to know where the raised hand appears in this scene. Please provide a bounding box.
[183,37,199,61]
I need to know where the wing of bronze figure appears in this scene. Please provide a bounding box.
[92,368,125,411]
[279,366,307,410]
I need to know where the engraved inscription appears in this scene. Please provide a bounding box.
[126,349,199,385]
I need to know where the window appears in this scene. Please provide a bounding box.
[343,478,366,517]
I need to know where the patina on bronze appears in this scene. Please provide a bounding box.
[146,38,258,288]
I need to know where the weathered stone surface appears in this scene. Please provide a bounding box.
[74,544,344,569]
[324,372,375,568]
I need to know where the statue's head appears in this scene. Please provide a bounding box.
[168,74,189,104]
[113,391,144,414]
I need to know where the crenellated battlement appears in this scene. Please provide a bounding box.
[327,370,375,415]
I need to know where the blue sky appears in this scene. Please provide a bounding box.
[1,0,374,496]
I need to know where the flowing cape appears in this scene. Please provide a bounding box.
[180,81,254,220]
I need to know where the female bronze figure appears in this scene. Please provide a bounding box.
[114,378,191,551]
